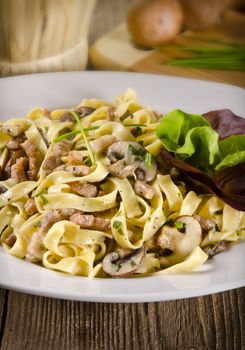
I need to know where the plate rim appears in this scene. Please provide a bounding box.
[0,71,244,302]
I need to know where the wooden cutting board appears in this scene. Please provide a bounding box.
[90,10,245,88]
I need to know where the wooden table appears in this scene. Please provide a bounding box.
[0,1,244,349]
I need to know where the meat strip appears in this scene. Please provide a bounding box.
[90,135,116,154]
[66,165,91,176]
[75,106,95,117]
[67,150,83,165]
[42,140,72,174]
[60,112,75,122]
[60,107,95,123]
[21,140,41,180]
[26,209,72,262]
[4,149,26,178]
[194,215,216,231]
[203,241,228,258]
[70,213,111,231]
[25,198,38,216]
[5,233,17,246]
[11,157,28,183]
[69,182,98,197]
[7,135,26,150]
[134,180,155,200]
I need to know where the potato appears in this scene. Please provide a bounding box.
[127,0,184,48]
[180,0,229,31]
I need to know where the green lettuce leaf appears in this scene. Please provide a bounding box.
[156,109,245,174]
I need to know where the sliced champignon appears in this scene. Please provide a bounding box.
[102,247,145,278]
[107,141,157,183]
[134,180,155,200]
[157,215,202,264]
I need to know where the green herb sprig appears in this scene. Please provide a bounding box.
[156,42,245,71]
[52,126,100,144]
[70,110,96,167]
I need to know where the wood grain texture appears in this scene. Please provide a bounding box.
[0,288,244,350]
[0,0,96,76]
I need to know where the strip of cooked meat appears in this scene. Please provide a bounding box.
[21,140,41,180]
[0,184,7,194]
[69,182,98,197]
[11,157,28,183]
[26,210,70,262]
[67,150,83,165]
[134,180,155,200]
[66,165,91,176]
[90,135,116,154]
[60,107,95,122]
[70,213,111,231]
[75,106,95,117]
[25,198,38,216]
[203,241,228,258]
[60,112,75,122]
[7,135,26,150]
[4,149,26,178]
[5,233,17,246]
[194,215,216,231]
[42,140,72,174]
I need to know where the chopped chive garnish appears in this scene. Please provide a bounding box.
[40,193,49,205]
[69,110,96,167]
[52,125,100,143]
[123,123,147,127]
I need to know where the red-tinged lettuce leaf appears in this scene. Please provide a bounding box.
[203,109,245,140]
[160,147,245,211]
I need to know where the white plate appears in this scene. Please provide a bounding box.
[0,72,244,302]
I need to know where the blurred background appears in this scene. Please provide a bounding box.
[0,0,244,86]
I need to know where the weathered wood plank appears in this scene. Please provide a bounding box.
[1,288,244,350]
[0,288,8,344]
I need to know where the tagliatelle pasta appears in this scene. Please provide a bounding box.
[0,89,244,278]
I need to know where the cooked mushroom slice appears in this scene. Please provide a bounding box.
[157,215,202,263]
[102,247,145,278]
[107,141,157,182]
